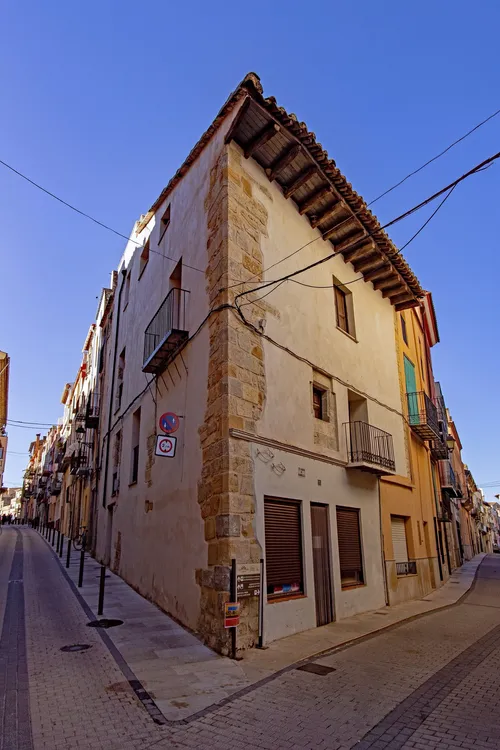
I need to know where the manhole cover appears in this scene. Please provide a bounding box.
[87,619,124,629]
[297,663,336,676]
[60,644,92,653]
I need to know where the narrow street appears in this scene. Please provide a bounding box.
[1,527,500,750]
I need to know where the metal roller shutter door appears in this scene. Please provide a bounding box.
[391,516,409,562]
[336,508,362,569]
[264,498,303,596]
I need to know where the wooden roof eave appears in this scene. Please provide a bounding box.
[227,94,422,308]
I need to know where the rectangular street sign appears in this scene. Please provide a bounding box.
[237,573,261,599]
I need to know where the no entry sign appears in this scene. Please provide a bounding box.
[155,435,177,458]
[159,412,180,434]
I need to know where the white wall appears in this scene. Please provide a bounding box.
[93,117,233,631]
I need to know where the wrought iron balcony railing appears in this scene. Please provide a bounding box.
[430,437,448,459]
[143,288,189,374]
[396,561,417,576]
[406,391,440,440]
[85,391,100,429]
[438,460,459,497]
[344,421,396,473]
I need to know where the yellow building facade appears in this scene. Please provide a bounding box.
[380,294,444,605]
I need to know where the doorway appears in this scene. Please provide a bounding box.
[311,504,334,626]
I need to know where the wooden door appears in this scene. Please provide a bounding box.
[311,504,334,626]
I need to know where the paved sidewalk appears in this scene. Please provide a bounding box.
[242,555,486,682]
[38,528,486,720]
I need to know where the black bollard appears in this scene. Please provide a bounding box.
[56,530,61,553]
[98,565,106,616]
[78,548,85,588]
[59,534,64,558]
[51,527,56,546]
[66,536,71,568]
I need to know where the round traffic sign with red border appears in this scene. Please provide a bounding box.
[159,412,180,434]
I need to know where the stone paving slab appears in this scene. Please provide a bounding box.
[240,555,486,682]
[39,529,486,721]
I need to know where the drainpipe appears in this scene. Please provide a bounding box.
[378,482,390,606]
[100,269,126,512]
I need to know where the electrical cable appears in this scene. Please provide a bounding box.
[284,184,457,292]
[0,157,206,275]
[7,419,54,426]
[226,149,500,293]
[233,150,500,310]
[367,105,500,207]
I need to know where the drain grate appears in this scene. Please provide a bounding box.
[297,662,336,676]
[87,618,124,629]
[61,644,92,653]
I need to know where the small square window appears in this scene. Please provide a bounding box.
[401,313,408,345]
[158,204,171,243]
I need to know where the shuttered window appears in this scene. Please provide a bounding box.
[391,516,409,563]
[335,286,349,333]
[264,498,303,599]
[336,507,364,588]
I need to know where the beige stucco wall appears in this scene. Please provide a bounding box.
[93,116,234,632]
[227,143,409,638]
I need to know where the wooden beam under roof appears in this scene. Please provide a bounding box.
[363,263,392,283]
[328,229,367,251]
[244,122,281,158]
[266,144,302,182]
[310,200,342,229]
[298,185,332,215]
[352,253,385,274]
[340,238,376,262]
[390,292,416,306]
[374,274,401,291]
[395,299,419,311]
[383,283,411,300]
[282,166,318,199]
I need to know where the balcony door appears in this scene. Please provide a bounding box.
[404,356,418,425]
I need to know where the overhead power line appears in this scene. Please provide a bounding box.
[367,105,500,207]
[0,157,206,275]
[282,185,457,292]
[234,149,500,308]
[8,419,54,426]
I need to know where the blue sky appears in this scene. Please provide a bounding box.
[1,1,499,494]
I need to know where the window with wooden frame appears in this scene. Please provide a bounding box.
[264,498,304,600]
[401,313,408,345]
[158,204,171,243]
[336,507,364,588]
[333,279,355,337]
[139,238,150,278]
[313,384,330,422]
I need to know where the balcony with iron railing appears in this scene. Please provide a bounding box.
[344,421,396,474]
[438,459,459,497]
[396,560,417,576]
[406,391,440,440]
[143,288,189,374]
[430,436,448,459]
[85,391,100,429]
